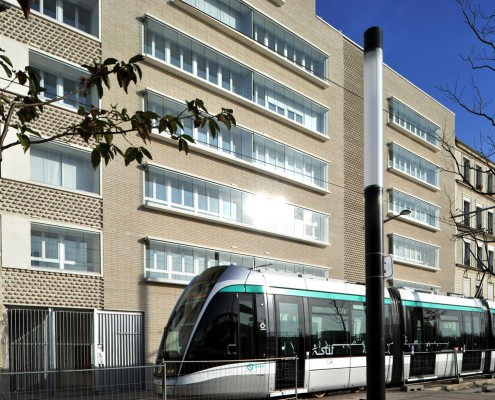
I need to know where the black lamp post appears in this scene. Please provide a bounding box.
[364,26,385,400]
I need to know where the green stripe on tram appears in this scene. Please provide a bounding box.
[220,284,366,302]
[220,286,487,313]
[401,300,484,313]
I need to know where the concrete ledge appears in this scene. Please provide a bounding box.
[400,384,424,392]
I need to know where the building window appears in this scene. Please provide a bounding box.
[476,204,483,230]
[143,17,328,136]
[388,98,439,147]
[30,141,100,194]
[464,240,471,266]
[463,199,471,227]
[30,51,96,110]
[388,143,439,188]
[388,189,439,229]
[476,165,483,189]
[31,223,100,273]
[144,166,329,243]
[477,245,483,269]
[180,0,328,79]
[147,92,328,190]
[389,234,439,270]
[488,211,493,234]
[463,158,471,183]
[145,239,328,283]
[32,0,99,36]
[488,248,494,271]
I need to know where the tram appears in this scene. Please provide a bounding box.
[153,264,495,398]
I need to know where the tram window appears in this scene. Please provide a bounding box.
[279,302,299,356]
[464,312,484,350]
[310,299,349,357]
[188,293,238,360]
[350,303,366,355]
[239,295,255,358]
[409,307,423,345]
[423,309,439,346]
[438,311,461,348]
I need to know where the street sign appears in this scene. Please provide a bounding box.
[384,255,393,278]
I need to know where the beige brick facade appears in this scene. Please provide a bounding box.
[0,0,469,369]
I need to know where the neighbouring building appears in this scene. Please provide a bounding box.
[0,0,470,382]
[453,139,495,299]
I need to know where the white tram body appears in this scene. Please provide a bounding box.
[153,265,495,398]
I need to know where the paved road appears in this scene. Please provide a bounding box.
[321,377,495,399]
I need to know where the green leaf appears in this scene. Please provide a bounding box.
[91,148,101,169]
[96,80,104,99]
[129,54,145,64]
[140,146,152,160]
[0,60,12,78]
[0,94,11,103]
[103,57,119,66]
[124,147,137,166]
[17,133,30,152]
[0,54,13,68]
[178,137,189,154]
[181,134,195,144]
[16,71,27,86]
[208,118,220,139]
[22,126,41,137]
[134,64,142,80]
[102,73,111,89]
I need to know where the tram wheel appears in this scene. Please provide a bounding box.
[312,391,326,398]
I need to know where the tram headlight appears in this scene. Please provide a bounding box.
[153,364,163,377]
[166,364,177,377]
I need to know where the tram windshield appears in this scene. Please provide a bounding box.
[161,265,228,361]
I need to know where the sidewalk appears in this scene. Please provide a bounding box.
[324,377,495,399]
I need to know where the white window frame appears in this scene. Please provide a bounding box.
[146,91,329,191]
[144,166,329,244]
[144,238,328,284]
[32,0,99,37]
[31,223,101,274]
[30,51,97,111]
[463,239,471,267]
[29,140,100,194]
[476,203,484,230]
[390,233,440,270]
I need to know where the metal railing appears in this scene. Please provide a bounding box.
[0,357,298,400]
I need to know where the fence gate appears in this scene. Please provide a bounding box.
[7,308,93,392]
[94,310,144,392]
[7,308,144,394]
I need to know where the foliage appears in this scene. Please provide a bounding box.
[0,50,235,168]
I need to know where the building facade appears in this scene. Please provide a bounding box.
[453,139,495,299]
[0,0,469,377]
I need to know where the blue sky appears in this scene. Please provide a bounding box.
[315,0,495,150]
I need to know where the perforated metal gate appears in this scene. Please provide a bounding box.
[94,310,145,392]
[7,308,144,393]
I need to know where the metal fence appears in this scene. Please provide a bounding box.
[0,358,298,400]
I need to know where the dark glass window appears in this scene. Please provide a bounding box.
[239,294,255,359]
[188,293,238,360]
[310,299,349,357]
[438,311,461,349]
[464,312,484,350]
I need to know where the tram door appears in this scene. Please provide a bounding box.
[275,296,305,390]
